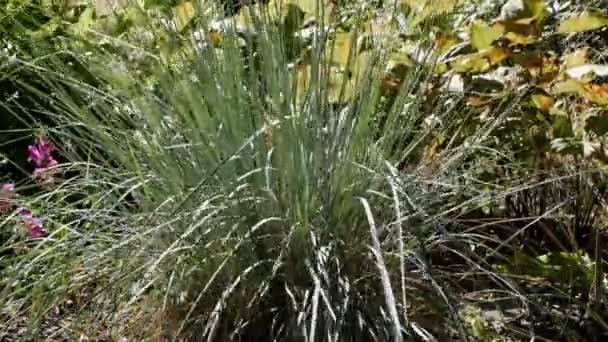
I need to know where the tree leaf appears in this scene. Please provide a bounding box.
[551,79,583,94]
[526,0,546,23]
[70,8,95,36]
[173,1,196,32]
[450,47,510,73]
[351,50,372,85]
[563,48,590,69]
[566,64,608,80]
[558,10,608,33]
[582,84,608,105]
[531,94,554,113]
[329,31,356,67]
[586,115,608,136]
[499,0,546,23]
[470,21,504,51]
[551,115,573,138]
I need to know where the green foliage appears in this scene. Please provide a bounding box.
[3,0,608,340]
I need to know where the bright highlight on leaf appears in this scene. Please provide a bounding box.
[173,1,196,32]
[499,0,546,23]
[565,64,608,80]
[563,48,590,68]
[470,21,504,51]
[558,10,608,33]
[531,94,554,113]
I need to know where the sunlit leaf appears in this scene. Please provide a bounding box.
[558,10,608,33]
[70,7,95,36]
[499,0,546,23]
[450,47,510,73]
[551,79,583,94]
[329,31,356,67]
[531,94,554,113]
[582,84,608,105]
[387,52,414,71]
[173,1,196,32]
[470,21,504,51]
[401,0,461,15]
[351,51,372,85]
[295,64,356,104]
[563,48,590,69]
[504,31,538,45]
[327,69,356,103]
[466,95,497,107]
[526,0,547,23]
[566,64,608,80]
[32,17,61,39]
[434,32,460,56]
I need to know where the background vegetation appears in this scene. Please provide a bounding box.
[2,0,608,340]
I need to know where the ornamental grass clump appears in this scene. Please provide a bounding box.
[1,8,533,342]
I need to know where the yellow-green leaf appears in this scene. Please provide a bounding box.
[450,47,510,73]
[558,10,608,33]
[583,84,608,105]
[295,65,355,104]
[327,69,356,103]
[563,48,590,69]
[504,31,538,45]
[351,51,372,85]
[525,0,546,23]
[499,0,546,23]
[402,0,461,15]
[551,79,583,94]
[173,1,196,32]
[470,21,504,51]
[531,94,554,113]
[70,8,95,36]
[329,32,356,67]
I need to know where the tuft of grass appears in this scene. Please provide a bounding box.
[1,5,578,341]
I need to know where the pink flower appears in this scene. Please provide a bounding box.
[27,137,59,184]
[0,183,15,214]
[27,137,57,167]
[18,207,48,239]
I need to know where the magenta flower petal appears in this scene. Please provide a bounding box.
[27,137,60,184]
[27,137,57,165]
[29,225,48,239]
[18,207,48,239]
[27,145,43,166]
[37,137,55,154]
